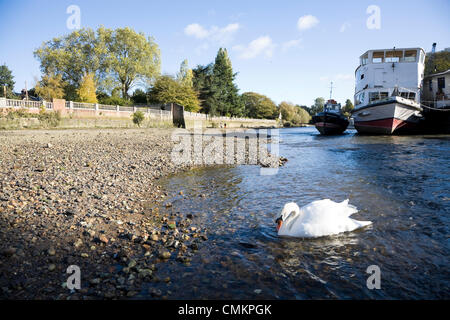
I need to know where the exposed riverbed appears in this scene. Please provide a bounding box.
[0,127,448,299]
[154,127,450,299]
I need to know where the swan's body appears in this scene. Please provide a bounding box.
[276,199,372,238]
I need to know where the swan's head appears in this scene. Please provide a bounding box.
[276,202,300,231]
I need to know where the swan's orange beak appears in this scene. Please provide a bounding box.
[276,218,282,231]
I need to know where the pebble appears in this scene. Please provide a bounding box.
[159,250,171,260]
[0,129,281,299]
[2,247,17,257]
[74,239,83,248]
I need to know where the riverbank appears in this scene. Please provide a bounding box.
[0,128,282,299]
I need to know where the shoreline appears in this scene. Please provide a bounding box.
[0,128,282,299]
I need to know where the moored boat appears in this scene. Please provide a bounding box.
[352,47,426,134]
[312,83,349,135]
[312,100,349,135]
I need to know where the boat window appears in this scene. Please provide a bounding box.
[372,51,384,63]
[355,92,365,105]
[360,73,364,80]
[428,79,432,91]
[361,53,369,65]
[385,50,402,63]
[400,92,416,100]
[404,50,417,62]
[369,92,388,102]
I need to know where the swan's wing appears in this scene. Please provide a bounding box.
[350,219,372,228]
[301,199,357,221]
[338,199,358,217]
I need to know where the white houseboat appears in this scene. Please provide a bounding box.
[352,47,426,134]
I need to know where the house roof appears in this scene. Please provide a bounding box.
[424,69,450,78]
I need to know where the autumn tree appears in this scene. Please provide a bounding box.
[279,101,311,125]
[34,26,160,100]
[148,75,200,112]
[104,27,161,98]
[35,73,65,101]
[177,59,193,87]
[77,73,98,103]
[342,99,354,117]
[242,92,277,119]
[34,27,107,100]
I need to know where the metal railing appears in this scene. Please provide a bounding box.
[98,104,117,111]
[1,98,53,109]
[72,102,96,110]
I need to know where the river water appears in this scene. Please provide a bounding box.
[155,127,449,299]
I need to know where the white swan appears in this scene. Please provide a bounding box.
[275,199,372,238]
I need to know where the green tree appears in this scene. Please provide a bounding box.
[77,73,98,103]
[279,101,311,125]
[148,75,200,112]
[104,27,161,99]
[177,59,193,88]
[310,97,325,115]
[342,99,354,118]
[425,50,450,75]
[192,63,218,114]
[0,64,15,98]
[34,27,107,99]
[34,26,160,100]
[212,48,244,116]
[279,101,296,122]
[296,106,312,124]
[35,73,65,101]
[131,89,148,104]
[242,92,277,119]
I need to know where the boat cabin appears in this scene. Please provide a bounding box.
[354,47,425,110]
[323,99,342,114]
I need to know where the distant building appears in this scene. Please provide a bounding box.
[422,69,450,108]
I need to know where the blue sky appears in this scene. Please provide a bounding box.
[1,0,449,106]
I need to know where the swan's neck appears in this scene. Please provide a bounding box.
[284,210,302,230]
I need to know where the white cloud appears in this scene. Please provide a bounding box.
[336,74,354,81]
[184,23,240,44]
[340,22,351,33]
[184,23,210,39]
[297,15,319,31]
[233,36,275,59]
[282,39,302,52]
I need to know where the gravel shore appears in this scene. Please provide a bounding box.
[0,128,283,299]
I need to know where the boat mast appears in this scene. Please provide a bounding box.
[329,81,333,100]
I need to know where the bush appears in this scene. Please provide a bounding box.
[132,111,145,127]
[38,109,61,127]
[6,108,32,119]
